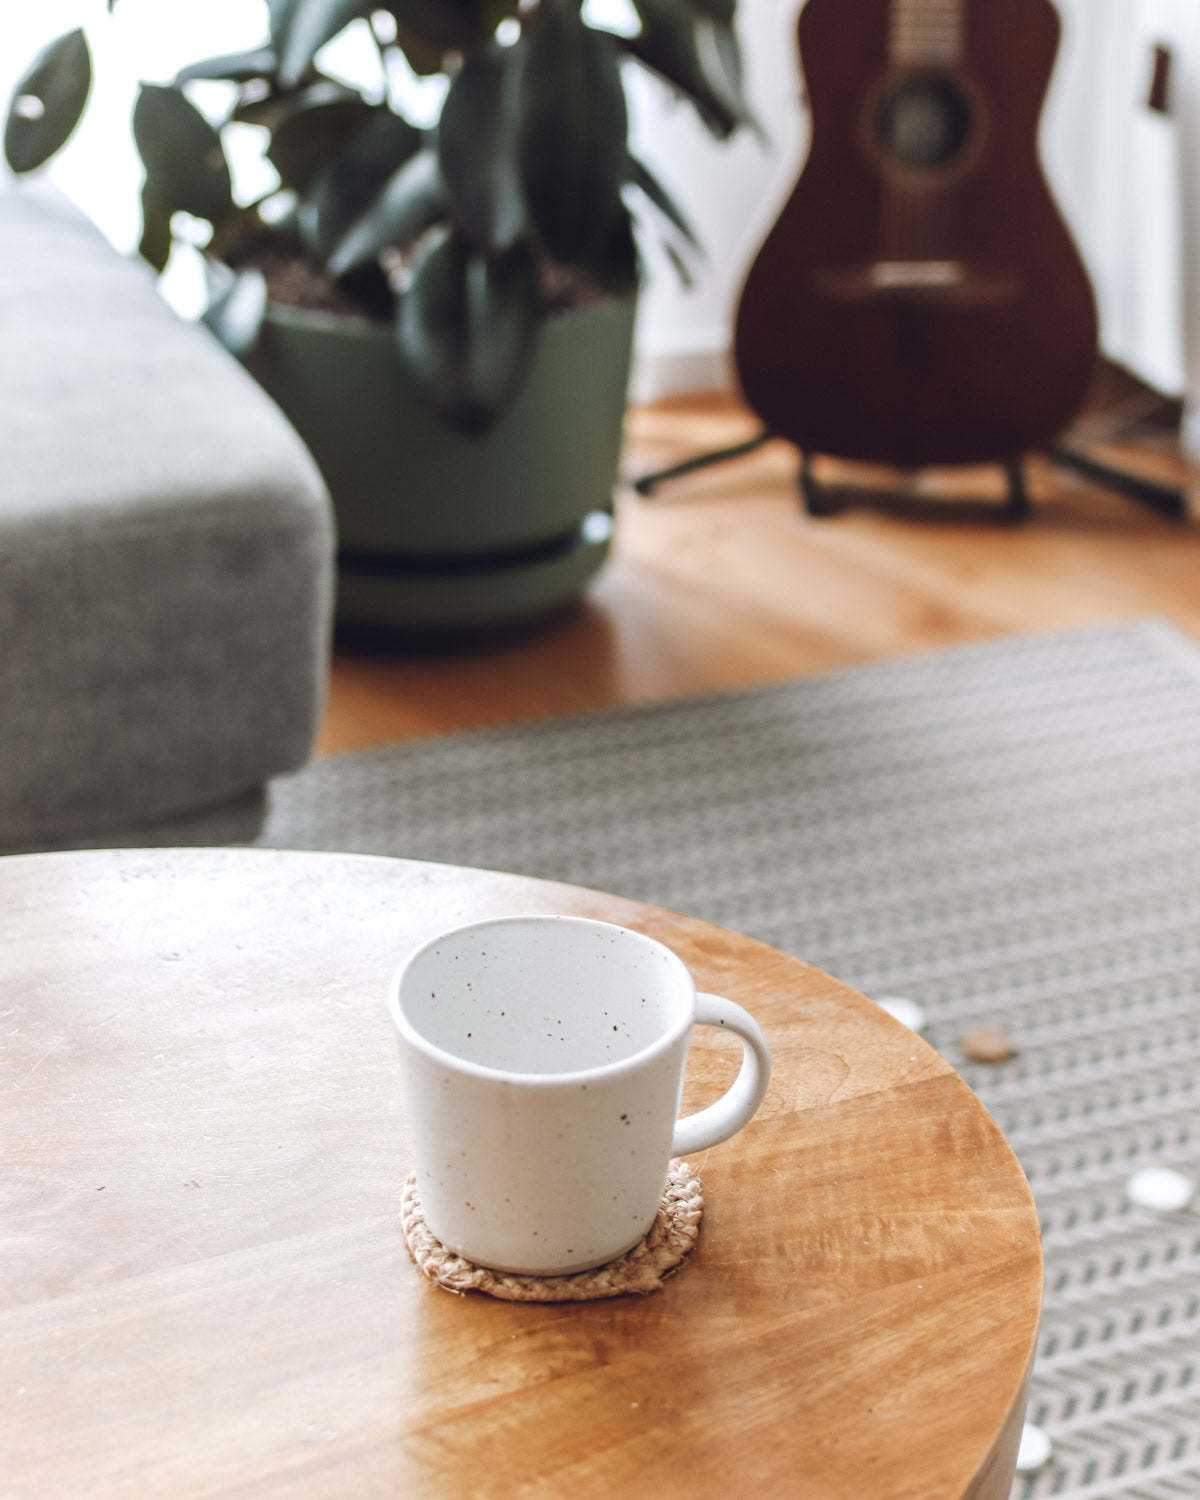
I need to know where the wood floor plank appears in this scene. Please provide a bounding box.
[318,382,1200,754]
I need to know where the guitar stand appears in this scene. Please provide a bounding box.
[1043,444,1187,522]
[631,431,1187,523]
[631,429,774,495]
[798,451,1033,521]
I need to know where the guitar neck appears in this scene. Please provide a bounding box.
[889,0,964,66]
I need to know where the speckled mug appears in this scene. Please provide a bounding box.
[390,915,771,1276]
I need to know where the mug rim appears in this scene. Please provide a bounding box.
[389,914,697,1086]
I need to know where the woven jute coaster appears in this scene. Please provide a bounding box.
[401,1158,703,1301]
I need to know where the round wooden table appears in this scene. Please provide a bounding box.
[1,849,1041,1499]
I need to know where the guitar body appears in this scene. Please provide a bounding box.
[734,0,1098,468]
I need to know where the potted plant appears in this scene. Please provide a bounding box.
[5,1,751,638]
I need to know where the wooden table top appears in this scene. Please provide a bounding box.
[1,849,1042,1500]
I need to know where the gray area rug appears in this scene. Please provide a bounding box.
[154,619,1200,1495]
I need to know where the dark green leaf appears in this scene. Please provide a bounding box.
[271,0,373,88]
[231,92,285,129]
[578,204,638,294]
[133,84,233,223]
[391,28,448,77]
[327,147,445,274]
[307,111,424,258]
[296,199,322,255]
[624,0,751,139]
[202,263,268,356]
[138,181,174,273]
[626,153,700,252]
[517,5,627,266]
[174,47,277,85]
[231,72,327,129]
[266,86,374,192]
[661,237,694,289]
[695,14,760,137]
[223,56,336,129]
[397,227,540,431]
[333,259,396,318]
[623,157,698,287]
[4,28,92,174]
[438,42,526,252]
[690,0,735,24]
[251,193,302,243]
[383,0,493,51]
[205,201,286,265]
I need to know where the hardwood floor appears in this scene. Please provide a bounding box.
[317,370,1200,754]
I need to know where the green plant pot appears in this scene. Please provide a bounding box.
[241,294,637,641]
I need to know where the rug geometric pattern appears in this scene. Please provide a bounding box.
[255,618,1200,1499]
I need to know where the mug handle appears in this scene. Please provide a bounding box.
[671,993,772,1156]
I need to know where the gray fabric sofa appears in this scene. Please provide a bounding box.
[0,181,335,849]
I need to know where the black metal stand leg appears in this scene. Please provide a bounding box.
[798,451,838,515]
[1044,444,1187,521]
[798,452,1034,520]
[634,432,1191,520]
[1004,458,1030,521]
[632,428,773,496]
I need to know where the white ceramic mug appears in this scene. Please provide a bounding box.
[389,914,771,1276]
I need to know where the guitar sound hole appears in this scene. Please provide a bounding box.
[875,76,971,172]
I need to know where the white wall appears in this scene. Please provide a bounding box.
[1040,0,1190,397]
[624,0,809,401]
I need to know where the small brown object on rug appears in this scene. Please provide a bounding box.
[401,1158,703,1301]
[961,1026,1018,1063]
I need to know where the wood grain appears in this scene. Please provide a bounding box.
[318,378,1200,753]
[1,849,1040,1499]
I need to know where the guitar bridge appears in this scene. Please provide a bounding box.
[811,260,1019,305]
[869,259,965,288]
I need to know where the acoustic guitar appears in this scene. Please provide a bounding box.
[733,0,1098,470]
